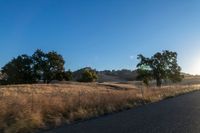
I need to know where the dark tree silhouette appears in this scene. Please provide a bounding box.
[45,51,65,82]
[1,54,36,84]
[63,70,73,81]
[32,49,65,83]
[32,49,47,82]
[1,49,69,84]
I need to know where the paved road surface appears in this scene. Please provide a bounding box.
[41,91,200,133]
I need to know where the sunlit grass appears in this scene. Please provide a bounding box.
[0,83,200,133]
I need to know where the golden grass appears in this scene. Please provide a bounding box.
[0,83,200,133]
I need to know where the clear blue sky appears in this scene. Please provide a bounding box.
[0,0,200,74]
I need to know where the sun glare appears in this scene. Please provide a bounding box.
[189,58,200,75]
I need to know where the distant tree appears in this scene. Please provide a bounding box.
[137,50,183,87]
[79,69,98,82]
[1,54,36,84]
[32,49,65,83]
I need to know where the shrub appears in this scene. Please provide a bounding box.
[78,69,98,82]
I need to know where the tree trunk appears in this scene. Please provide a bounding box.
[156,78,162,87]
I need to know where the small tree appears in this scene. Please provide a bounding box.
[137,50,183,87]
[79,69,98,82]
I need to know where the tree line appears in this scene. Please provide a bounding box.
[0,49,97,85]
[0,49,183,87]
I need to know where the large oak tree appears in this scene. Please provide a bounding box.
[32,49,65,83]
[137,50,183,87]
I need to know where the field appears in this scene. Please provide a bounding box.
[1,80,200,133]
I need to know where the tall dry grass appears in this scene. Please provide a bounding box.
[0,83,200,133]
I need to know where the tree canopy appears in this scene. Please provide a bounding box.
[73,67,98,82]
[137,50,183,87]
[1,49,67,84]
[1,54,36,84]
[79,69,98,82]
[31,49,66,83]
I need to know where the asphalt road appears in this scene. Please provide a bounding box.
[42,91,200,133]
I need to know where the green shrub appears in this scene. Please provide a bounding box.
[78,69,98,82]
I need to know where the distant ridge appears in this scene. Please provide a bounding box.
[72,67,137,82]
[98,69,137,82]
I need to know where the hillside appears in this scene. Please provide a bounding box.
[98,69,137,82]
[72,68,138,82]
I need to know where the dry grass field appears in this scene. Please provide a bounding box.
[1,81,200,133]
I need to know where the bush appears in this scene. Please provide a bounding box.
[78,69,98,82]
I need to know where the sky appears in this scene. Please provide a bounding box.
[0,0,200,74]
